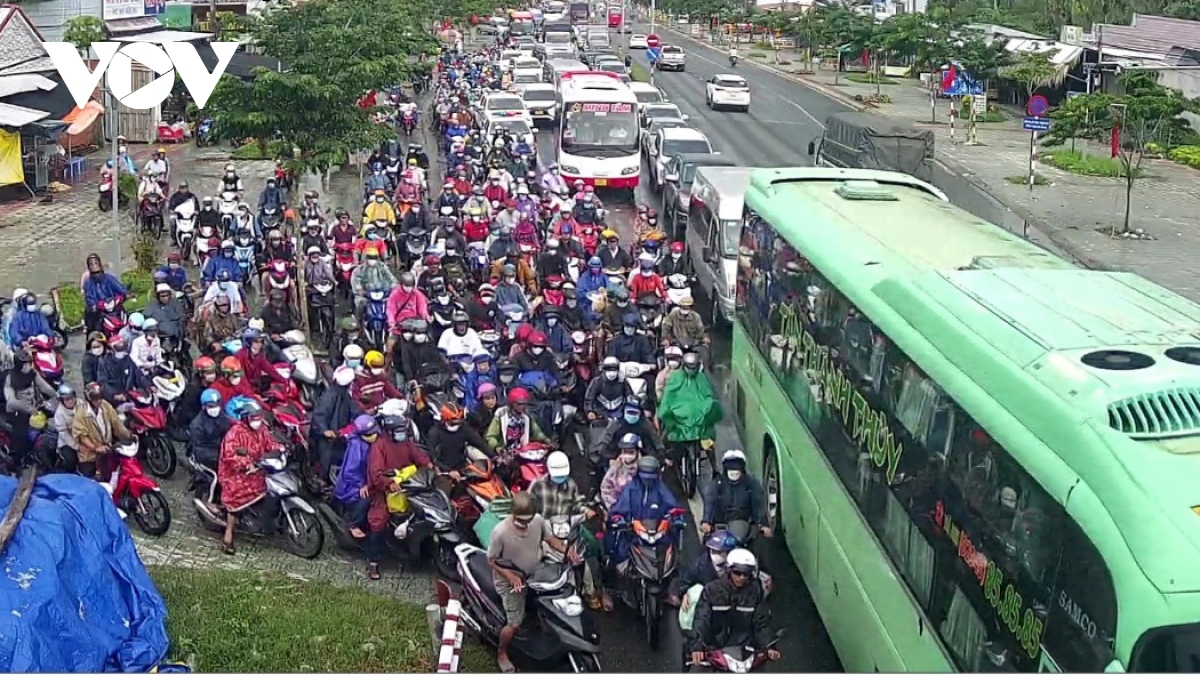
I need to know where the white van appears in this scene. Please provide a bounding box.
[684,167,756,324]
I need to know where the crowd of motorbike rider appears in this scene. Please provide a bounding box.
[0,31,782,674]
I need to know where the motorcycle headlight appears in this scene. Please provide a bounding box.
[621,167,637,175]
[552,596,584,617]
[560,165,580,175]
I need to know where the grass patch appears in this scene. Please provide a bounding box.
[150,566,491,672]
[749,51,767,59]
[230,141,267,160]
[845,72,898,85]
[57,269,154,329]
[631,60,650,82]
[1041,149,1141,178]
[1005,174,1050,185]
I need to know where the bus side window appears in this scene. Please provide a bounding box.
[1042,518,1116,671]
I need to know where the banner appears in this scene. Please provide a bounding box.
[0,130,23,187]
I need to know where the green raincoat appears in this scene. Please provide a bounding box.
[657,369,723,443]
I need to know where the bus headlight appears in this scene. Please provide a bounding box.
[560,165,580,174]
[620,167,638,175]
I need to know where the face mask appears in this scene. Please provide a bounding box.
[624,413,639,425]
[481,295,493,304]
[219,282,230,290]
[223,250,233,258]
[623,326,635,336]
[91,346,104,356]
[513,517,532,530]
[393,430,408,442]
[375,197,384,203]
[604,369,618,381]
[445,423,462,432]
[641,268,653,276]
[401,332,414,341]
[249,419,264,430]
[367,259,378,266]
[205,406,222,418]
[667,359,681,370]
[616,300,629,307]
[551,474,569,485]
[461,361,475,372]
[679,308,691,317]
[347,359,361,369]
[500,373,514,384]
[370,367,384,376]
[672,253,682,260]
[414,334,429,344]
[113,348,127,357]
[726,469,743,481]
[710,552,728,567]
[229,375,243,386]
[638,471,658,483]
[566,299,578,308]
[203,372,217,383]
[531,346,545,356]
[503,276,515,284]
[402,284,415,292]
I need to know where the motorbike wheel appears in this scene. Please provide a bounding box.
[133,490,172,536]
[99,198,111,212]
[283,508,325,559]
[568,653,602,673]
[681,445,698,499]
[644,590,661,649]
[433,538,461,581]
[143,433,178,479]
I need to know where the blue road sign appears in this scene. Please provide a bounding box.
[1023,116,1051,132]
[647,46,661,63]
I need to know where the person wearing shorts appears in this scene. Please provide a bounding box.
[487,492,551,673]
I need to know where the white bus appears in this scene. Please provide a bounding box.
[555,71,641,191]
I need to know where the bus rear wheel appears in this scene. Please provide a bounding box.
[764,448,782,536]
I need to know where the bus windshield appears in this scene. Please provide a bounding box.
[562,102,638,156]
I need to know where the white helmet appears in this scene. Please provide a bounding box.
[333,365,356,387]
[547,450,570,478]
[343,344,365,361]
[664,345,683,359]
[248,317,265,331]
[727,548,757,575]
[12,288,28,303]
[721,448,747,465]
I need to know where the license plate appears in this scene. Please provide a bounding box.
[594,179,608,186]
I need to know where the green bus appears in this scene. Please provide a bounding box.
[731,167,1200,673]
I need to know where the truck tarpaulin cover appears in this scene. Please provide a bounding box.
[821,112,935,181]
[0,474,170,672]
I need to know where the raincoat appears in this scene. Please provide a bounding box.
[6,306,52,347]
[218,420,281,512]
[657,370,723,443]
[334,431,373,505]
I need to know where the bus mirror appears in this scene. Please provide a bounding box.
[807,140,816,155]
[681,114,689,121]
[702,246,713,262]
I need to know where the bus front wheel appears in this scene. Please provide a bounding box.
[763,447,783,537]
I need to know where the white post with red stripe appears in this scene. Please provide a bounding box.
[436,599,464,673]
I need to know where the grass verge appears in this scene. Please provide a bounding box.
[150,566,494,672]
[1041,149,1141,178]
[1004,174,1050,185]
[631,59,650,82]
[845,72,898,85]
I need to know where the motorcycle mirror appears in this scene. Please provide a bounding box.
[807,140,816,156]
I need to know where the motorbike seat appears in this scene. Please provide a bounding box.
[465,548,505,606]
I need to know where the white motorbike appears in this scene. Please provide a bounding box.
[665,273,692,307]
[279,329,322,406]
[620,361,655,405]
[218,190,240,231]
[174,200,197,259]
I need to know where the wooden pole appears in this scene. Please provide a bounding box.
[0,468,37,556]
[295,236,310,340]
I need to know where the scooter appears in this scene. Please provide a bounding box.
[27,334,63,387]
[97,295,128,341]
[306,280,337,354]
[611,508,688,649]
[107,439,172,536]
[260,205,282,231]
[278,329,322,408]
[174,200,197,259]
[511,441,552,492]
[665,273,692,307]
[219,190,240,231]
[689,631,786,673]
[454,543,602,672]
[620,361,655,407]
[190,450,325,559]
[334,243,357,301]
[363,288,390,351]
[123,388,177,479]
[195,117,216,147]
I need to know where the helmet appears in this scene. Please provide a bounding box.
[242,327,263,346]
[56,384,76,400]
[478,382,498,398]
[529,331,549,347]
[670,241,684,253]
[200,389,222,406]
[440,401,466,422]
[637,455,661,474]
[601,356,620,369]
[683,352,701,370]
[364,350,385,368]
[220,356,242,375]
[547,450,570,478]
[618,432,640,449]
[343,344,365,361]
[353,414,379,435]
[380,414,409,433]
[722,449,747,468]
[727,548,758,576]
[601,229,618,240]
[508,387,530,403]
[195,355,217,373]
[142,318,159,331]
[705,530,740,553]
[238,399,264,420]
[341,316,360,332]
[333,366,356,386]
[128,312,145,329]
[664,345,683,359]
[588,256,603,269]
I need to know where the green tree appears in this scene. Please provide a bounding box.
[62,15,106,53]
[954,31,1010,83]
[1001,53,1057,100]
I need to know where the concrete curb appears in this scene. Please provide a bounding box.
[659,24,1109,271]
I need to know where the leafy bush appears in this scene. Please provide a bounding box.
[133,232,159,273]
[1168,145,1200,169]
[231,141,267,160]
[754,40,773,50]
[1042,149,1141,178]
[117,174,137,208]
[749,51,767,58]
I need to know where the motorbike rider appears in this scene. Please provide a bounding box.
[595,399,666,462]
[188,388,233,514]
[97,336,152,406]
[426,401,493,477]
[597,230,632,272]
[330,209,358,247]
[671,530,741,609]
[6,292,52,347]
[435,217,469,256]
[513,331,559,377]
[262,228,295,263]
[303,245,336,290]
[492,250,538,296]
[257,176,286,219]
[484,387,553,456]
[469,381,500,433]
[260,289,298,343]
[363,189,397,230]
[312,366,366,487]
[487,225,518,262]
[333,414,380,540]
[398,319,448,382]
[220,163,244,197]
[600,436,641,510]
[333,317,374,368]
[608,455,680,569]
[628,252,667,302]
[366,414,432,580]
[492,200,520,233]
[300,220,328,256]
[559,288,592,332]
[585,356,634,421]
[211,356,262,404]
[658,349,723,461]
[661,294,709,357]
[168,181,200,246]
[540,163,567,194]
[201,240,242,287]
[130,318,165,372]
[655,346,684,403]
[535,238,569,282]
[607,314,656,365]
[80,331,106,387]
[82,254,129,334]
[529,451,607,609]
[435,182,461,214]
[728,43,739,65]
[576,257,607,323]
[658,241,690,278]
[50,384,80,474]
[4,347,55,465]
[72,382,133,480]
[487,491,558,673]
[217,399,283,555]
[439,310,486,357]
[688,549,782,667]
[194,293,239,356]
[137,168,164,203]
[537,306,571,354]
[351,350,404,412]
[178,355,220,424]
[155,252,189,292]
[197,194,221,232]
[386,272,431,338]
[700,449,770,541]
[351,248,398,314]
[464,185,492,219]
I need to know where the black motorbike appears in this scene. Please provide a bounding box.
[611,509,688,649]
[307,278,337,354]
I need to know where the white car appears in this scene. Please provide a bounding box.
[706,74,751,112]
[484,116,537,156]
[629,81,667,106]
[521,83,559,123]
[479,92,531,122]
[628,33,648,49]
[512,68,543,86]
[647,127,713,190]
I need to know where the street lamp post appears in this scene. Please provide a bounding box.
[105,83,122,273]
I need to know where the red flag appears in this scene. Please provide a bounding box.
[941,64,957,93]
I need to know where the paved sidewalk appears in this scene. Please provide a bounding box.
[666,24,1200,301]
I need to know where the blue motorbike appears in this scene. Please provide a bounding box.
[363,288,390,351]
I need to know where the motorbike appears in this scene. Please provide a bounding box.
[306,279,337,354]
[455,543,602,672]
[510,441,552,492]
[676,437,715,500]
[99,171,128,211]
[620,361,655,408]
[174,201,197,261]
[401,110,418,136]
[218,190,240,232]
[233,238,257,290]
[195,117,216,147]
[153,357,189,442]
[543,512,594,604]
[457,457,512,519]
[278,329,322,407]
[139,193,166,239]
[665,273,692,307]
[97,295,128,341]
[190,450,325,559]
[123,388,177,479]
[27,334,63,387]
[363,288,390,351]
[612,507,688,649]
[260,205,282,232]
[107,440,173,536]
[264,259,293,298]
[689,631,786,673]
[334,243,357,301]
[729,55,738,66]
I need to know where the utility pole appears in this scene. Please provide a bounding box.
[105,83,122,273]
[650,0,655,36]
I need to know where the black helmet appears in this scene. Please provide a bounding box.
[637,455,661,474]
[379,415,409,433]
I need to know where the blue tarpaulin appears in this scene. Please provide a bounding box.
[0,474,170,673]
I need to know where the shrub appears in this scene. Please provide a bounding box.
[1168,145,1200,169]
[1041,149,1141,178]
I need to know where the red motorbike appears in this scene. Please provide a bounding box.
[690,631,785,673]
[98,295,127,340]
[401,110,417,136]
[124,388,177,480]
[577,225,600,257]
[107,440,172,536]
[28,334,64,386]
[509,441,552,492]
[334,242,357,300]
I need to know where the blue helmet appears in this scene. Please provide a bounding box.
[216,269,233,282]
[200,388,222,406]
[705,529,740,553]
[587,256,603,269]
[57,384,76,400]
[242,327,263,347]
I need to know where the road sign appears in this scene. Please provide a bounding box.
[647,46,661,63]
[1023,116,1051,132]
[1027,94,1049,117]
[971,94,987,115]
[646,33,660,48]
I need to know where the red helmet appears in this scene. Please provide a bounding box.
[505,199,517,208]
[194,355,217,373]
[508,387,530,403]
[670,241,685,253]
[529,331,549,347]
[425,253,441,265]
